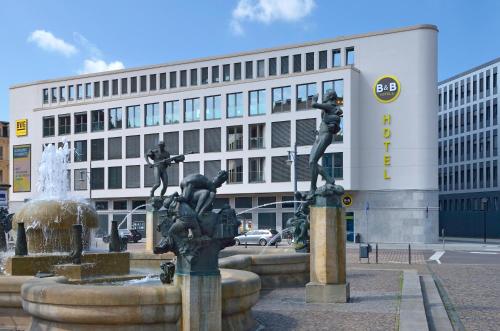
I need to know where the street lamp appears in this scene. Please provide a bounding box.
[286,142,298,214]
[481,197,489,244]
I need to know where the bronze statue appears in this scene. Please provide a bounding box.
[309,91,343,197]
[287,191,313,252]
[179,170,228,214]
[145,141,187,197]
[160,261,175,284]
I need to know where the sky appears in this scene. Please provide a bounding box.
[0,0,499,121]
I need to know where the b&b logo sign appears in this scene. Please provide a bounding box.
[373,75,401,103]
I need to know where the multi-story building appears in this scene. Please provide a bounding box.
[0,121,9,207]
[438,58,499,238]
[10,24,438,243]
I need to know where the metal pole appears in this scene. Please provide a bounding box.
[408,244,411,265]
[483,209,486,244]
[376,243,378,264]
[293,142,298,214]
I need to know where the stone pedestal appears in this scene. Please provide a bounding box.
[176,273,222,331]
[306,205,350,303]
[145,207,163,253]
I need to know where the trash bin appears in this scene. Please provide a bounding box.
[359,244,369,258]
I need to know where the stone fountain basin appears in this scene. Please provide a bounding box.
[20,268,260,331]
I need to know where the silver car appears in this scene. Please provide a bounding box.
[234,229,280,246]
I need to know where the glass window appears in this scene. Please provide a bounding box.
[201,67,208,84]
[245,61,253,79]
[346,47,355,65]
[227,126,243,151]
[272,86,291,113]
[76,84,83,99]
[103,80,109,96]
[205,95,221,120]
[74,140,87,162]
[149,74,156,91]
[249,89,266,116]
[94,81,100,97]
[184,98,200,122]
[293,54,301,73]
[108,167,122,189]
[108,107,122,130]
[121,78,128,94]
[59,86,66,101]
[74,112,87,133]
[159,73,166,89]
[257,60,265,78]
[223,64,230,82]
[74,169,87,190]
[212,66,219,83]
[130,77,137,93]
[112,79,118,95]
[58,114,71,135]
[227,92,243,118]
[180,70,187,87]
[306,52,314,71]
[170,72,177,88]
[91,109,105,132]
[90,168,104,190]
[126,105,141,128]
[319,50,327,69]
[43,116,55,137]
[234,63,241,80]
[281,56,290,75]
[164,100,180,124]
[297,83,317,110]
[43,88,49,103]
[68,85,75,100]
[249,123,265,149]
[144,103,159,127]
[227,159,243,183]
[249,157,265,183]
[332,49,341,67]
[140,75,147,92]
[269,57,277,76]
[51,87,57,102]
[322,152,343,179]
[85,83,92,98]
[322,79,344,105]
[126,166,141,188]
[190,69,198,86]
[91,138,104,161]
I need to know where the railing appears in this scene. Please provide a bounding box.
[249,171,264,183]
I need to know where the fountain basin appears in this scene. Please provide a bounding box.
[13,200,98,253]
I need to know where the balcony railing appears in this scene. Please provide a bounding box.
[249,171,265,183]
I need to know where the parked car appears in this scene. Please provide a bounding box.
[234,229,281,246]
[102,229,142,243]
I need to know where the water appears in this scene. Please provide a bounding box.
[118,204,149,229]
[37,140,71,200]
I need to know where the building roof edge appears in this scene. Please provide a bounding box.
[438,57,500,86]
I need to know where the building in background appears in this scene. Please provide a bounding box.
[10,25,438,243]
[0,121,9,208]
[438,58,499,238]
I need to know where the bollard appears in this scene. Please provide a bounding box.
[442,228,445,250]
[245,234,247,248]
[15,222,28,256]
[375,243,378,264]
[408,243,411,265]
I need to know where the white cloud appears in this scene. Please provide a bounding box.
[28,30,77,57]
[231,0,315,35]
[73,32,102,58]
[79,59,125,74]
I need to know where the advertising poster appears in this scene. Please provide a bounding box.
[13,144,31,192]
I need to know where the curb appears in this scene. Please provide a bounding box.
[420,275,453,331]
[399,270,429,331]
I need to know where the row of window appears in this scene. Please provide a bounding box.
[438,161,498,192]
[438,98,498,138]
[42,48,354,105]
[438,129,498,165]
[41,80,344,137]
[438,66,498,108]
[71,152,344,190]
[440,197,500,212]
[56,119,341,164]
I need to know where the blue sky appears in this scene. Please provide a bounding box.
[1,0,499,121]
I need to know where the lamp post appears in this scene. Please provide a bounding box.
[481,197,489,244]
[286,142,298,214]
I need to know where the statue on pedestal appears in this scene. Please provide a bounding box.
[287,191,313,252]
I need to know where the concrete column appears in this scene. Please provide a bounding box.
[176,273,222,331]
[306,205,350,303]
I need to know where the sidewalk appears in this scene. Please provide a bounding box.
[347,237,500,252]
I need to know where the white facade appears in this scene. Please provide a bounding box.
[9,24,439,243]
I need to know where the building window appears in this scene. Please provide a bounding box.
[227,126,243,151]
[222,64,230,82]
[91,109,105,132]
[91,138,104,161]
[74,169,87,190]
[227,159,243,184]
[272,86,291,113]
[59,86,66,101]
[90,168,104,190]
[271,121,291,148]
[234,63,242,80]
[293,54,301,73]
[140,75,147,92]
[269,58,277,76]
[319,50,327,69]
[184,98,200,122]
[126,105,141,128]
[108,107,122,130]
[149,74,157,91]
[121,78,128,94]
[58,114,71,135]
[183,130,200,154]
[249,89,266,116]
[205,95,221,120]
[280,56,289,75]
[296,119,316,146]
[180,70,187,87]
[43,116,55,137]
[43,88,49,103]
[257,60,265,78]
[204,128,221,153]
[126,135,140,158]
[323,152,343,179]
[85,83,92,98]
[94,81,100,97]
[131,77,137,93]
[158,73,166,90]
[346,47,355,65]
[212,66,219,83]
[227,92,243,118]
[164,100,180,124]
[74,112,87,133]
[126,165,140,188]
[201,67,208,84]
[271,156,290,182]
[74,140,87,162]
[51,87,57,102]
[164,131,179,155]
[245,61,253,79]
[145,103,160,127]
[306,52,314,71]
[323,79,344,105]
[110,79,118,95]
[190,69,198,86]
[76,84,83,99]
[249,123,265,149]
[249,157,265,183]
[297,83,317,110]
[108,167,122,189]
[169,72,177,88]
[68,85,75,101]
[102,80,109,96]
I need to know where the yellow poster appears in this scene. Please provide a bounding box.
[13,144,31,192]
[15,119,28,136]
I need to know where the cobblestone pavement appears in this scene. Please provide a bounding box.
[347,248,425,265]
[252,269,402,331]
[429,264,500,331]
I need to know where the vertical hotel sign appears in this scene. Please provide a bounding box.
[373,75,401,180]
[13,144,31,192]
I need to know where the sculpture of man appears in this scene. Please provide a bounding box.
[145,141,185,197]
[179,170,228,214]
[309,91,343,196]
